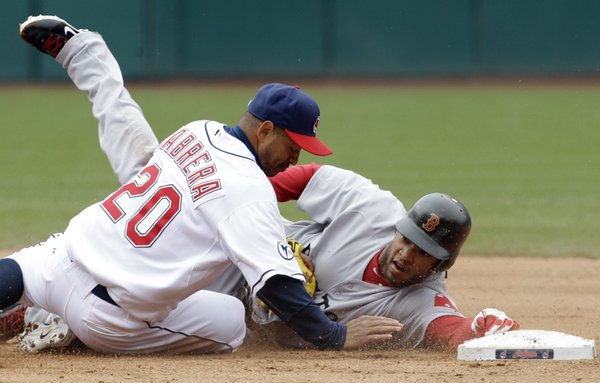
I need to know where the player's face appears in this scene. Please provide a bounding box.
[378,231,440,287]
[257,127,301,177]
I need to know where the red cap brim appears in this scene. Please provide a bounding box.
[285,130,333,156]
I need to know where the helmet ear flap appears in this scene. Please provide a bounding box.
[429,259,443,273]
[395,193,471,273]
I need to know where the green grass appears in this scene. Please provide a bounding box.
[1,84,598,258]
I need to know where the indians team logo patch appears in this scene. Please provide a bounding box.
[422,213,440,232]
[313,116,320,135]
[277,241,294,260]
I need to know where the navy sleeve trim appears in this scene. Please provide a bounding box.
[257,275,347,350]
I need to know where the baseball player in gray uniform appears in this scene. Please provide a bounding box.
[251,164,520,349]
[0,15,403,354]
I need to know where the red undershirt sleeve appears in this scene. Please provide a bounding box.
[423,315,476,350]
[268,163,322,202]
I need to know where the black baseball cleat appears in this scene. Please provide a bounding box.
[19,15,82,58]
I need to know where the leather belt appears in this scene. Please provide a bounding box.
[91,284,119,307]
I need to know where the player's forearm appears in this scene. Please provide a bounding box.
[424,309,520,350]
[257,275,346,350]
[423,315,474,350]
[268,163,321,202]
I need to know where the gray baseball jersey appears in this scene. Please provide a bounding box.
[254,165,463,348]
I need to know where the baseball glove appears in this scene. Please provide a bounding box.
[286,237,316,297]
[257,237,316,313]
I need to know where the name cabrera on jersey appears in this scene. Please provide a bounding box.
[64,120,304,323]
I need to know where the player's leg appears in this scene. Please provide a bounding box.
[0,258,24,310]
[17,264,248,353]
[58,30,159,183]
[20,15,159,184]
[13,237,245,354]
[4,234,67,312]
[2,235,77,350]
[155,290,247,353]
[18,16,159,350]
[17,306,75,352]
[7,234,105,352]
[0,258,26,340]
[205,264,247,299]
[19,19,164,348]
[81,290,247,354]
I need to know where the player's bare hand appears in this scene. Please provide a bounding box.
[343,315,403,350]
[298,251,314,272]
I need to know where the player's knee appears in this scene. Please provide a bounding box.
[0,258,25,309]
[221,298,246,351]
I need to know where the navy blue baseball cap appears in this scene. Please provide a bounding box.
[247,83,333,156]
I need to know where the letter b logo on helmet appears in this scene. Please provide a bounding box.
[395,193,471,272]
[421,213,440,232]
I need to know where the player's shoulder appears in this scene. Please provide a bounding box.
[157,120,271,205]
[175,119,229,143]
[313,165,382,191]
[168,119,261,173]
[183,119,225,139]
[309,165,404,213]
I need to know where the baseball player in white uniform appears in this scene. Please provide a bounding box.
[0,15,403,354]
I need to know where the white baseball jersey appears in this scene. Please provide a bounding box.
[257,166,464,348]
[12,30,291,353]
[64,120,305,323]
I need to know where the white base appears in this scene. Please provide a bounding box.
[457,330,597,361]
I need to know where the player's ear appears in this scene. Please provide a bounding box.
[257,120,275,142]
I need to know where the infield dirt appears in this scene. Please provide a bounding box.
[0,255,598,383]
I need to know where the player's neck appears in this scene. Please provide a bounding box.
[362,248,395,287]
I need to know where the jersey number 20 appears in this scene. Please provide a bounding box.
[101,164,182,247]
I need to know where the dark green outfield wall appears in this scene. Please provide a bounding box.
[3,0,600,81]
